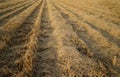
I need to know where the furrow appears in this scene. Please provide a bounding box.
[58,0,120,25]
[0,2,33,26]
[0,0,42,51]
[0,0,34,16]
[33,0,57,77]
[16,0,45,76]
[53,0,120,43]
[0,0,32,9]
[0,0,43,77]
[47,0,102,76]
[52,1,120,76]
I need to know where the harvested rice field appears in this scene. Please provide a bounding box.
[0,0,120,77]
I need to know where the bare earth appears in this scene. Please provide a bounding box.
[0,0,120,77]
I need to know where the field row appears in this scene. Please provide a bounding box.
[0,0,120,77]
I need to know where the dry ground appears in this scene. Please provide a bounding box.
[0,0,120,77]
